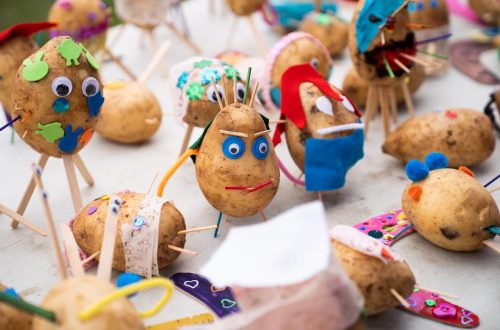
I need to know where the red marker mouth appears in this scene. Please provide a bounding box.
[225,180,274,193]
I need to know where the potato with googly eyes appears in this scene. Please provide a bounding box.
[11,36,104,158]
[226,0,266,16]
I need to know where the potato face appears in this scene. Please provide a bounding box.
[227,0,266,16]
[332,240,415,316]
[299,12,349,57]
[402,168,500,251]
[348,0,416,84]
[468,0,500,25]
[0,36,38,115]
[72,192,185,272]
[95,81,161,144]
[408,0,449,28]
[0,283,33,330]
[12,36,103,158]
[285,82,360,170]
[196,103,280,217]
[48,0,109,54]
[33,275,144,330]
[382,109,496,167]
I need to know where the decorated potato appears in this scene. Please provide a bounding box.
[72,192,186,276]
[331,225,416,316]
[95,81,161,144]
[263,31,332,112]
[33,275,144,330]
[11,36,103,158]
[383,109,496,167]
[402,155,500,251]
[468,0,500,25]
[484,90,500,132]
[408,0,449,29]
[299,11,348,57]
[273,64,364,192]
[0,284,32,330]
[226,0,266,16]
[48,0,110,54]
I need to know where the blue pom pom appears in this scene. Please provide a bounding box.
[116,273,141,298]
[425,152,448,170]
[406,160,429,182]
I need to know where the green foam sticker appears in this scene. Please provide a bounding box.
[35,122,64,143]
[186,82,204,101]
[315,13,332,25]
[57,39,83,66]
[22,52,49,82]
[80,43,100,70]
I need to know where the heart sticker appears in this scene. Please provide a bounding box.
[184,280,199,289]
[221,299,237,309]
[211,285,226,293]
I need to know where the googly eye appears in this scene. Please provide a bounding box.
[236,82,246,102]
[340,95,355,113]
[310,57,319,69]
[252,136,269,160]
[222,136,245,159]
[82,77,100,97]
[51,76,73,97]
[315,96,333,116]
[206,84,225,103]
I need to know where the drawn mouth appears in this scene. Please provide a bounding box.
[364,32,416,78]
[317,122,365,136]
[225,179,274,192]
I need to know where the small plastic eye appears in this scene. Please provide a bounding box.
[315,96,333,116]
[236,82,245,102]
[51,76,72,97]
[369,14,382,23]
[82,77,100,97]
[252,136,269,160]
[340,95,355,113]
[222,136,245,159]
[206,84,225,103]
[310,57,319,69]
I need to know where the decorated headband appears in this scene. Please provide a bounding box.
[0,22,57,45]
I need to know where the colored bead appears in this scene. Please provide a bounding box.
[101,195,110,200]
[87,205,97,215]
[368,230,383,239]
[425,299,437,307]
[116,273,141,298]
[133,217,146,228]
[413,287,419,292]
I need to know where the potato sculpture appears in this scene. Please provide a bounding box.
[299,11,348,57]
[273,64,364,192]
[408,0,449,29]
[72,192,186,276]
[95,81,162,144]
[484,90,500,132]
[383,109,496,168]
[226,0,266,16]
[402,154,500,251]
[263,31,332,112]
[48,0,110,54]
[0,284,32,330]
[468,0,500,25]
[11,36,104,158]
[331,225,416,316]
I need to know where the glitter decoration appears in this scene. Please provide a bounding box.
[224,66,240,80]
[200,68,221,85]
[194,59,213,68]
[177,71,189,89]
[186,82,204,101]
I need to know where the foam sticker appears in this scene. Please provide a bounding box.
[79,128,94,145]
[314,13,332,25]
[353,209,416,246]
[193,59,213,68]
[87,90,105,117]
[57,39,83,66]
[58,125,84,153]
[224,66,240,80]
[171,272,239,318]
[35,122,64,143]
[81,44,100,70]
[200,68,221,85]
[186,82,204,101]
[22,51,49,82]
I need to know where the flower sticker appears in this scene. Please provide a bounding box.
[176,71,189,89]
[186,82,204,101]
[194,59,213,69]
[432,302,457,319]
[200,68,221,85]
[224,65,240,80]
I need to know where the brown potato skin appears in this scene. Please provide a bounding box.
[0,283,33,330]
[72,192,186,272]
[332,240,415,316]
[285,82,360,171]
[408,0,449,28]
[299,12,348,57]
[12,36,102,158]
[0,36,38,115]
[96,81,162,144]
[382,109,496,168]
[402,169,500,251]
[226,0,266,16]
[468,0,500,25]
[196,103,280,217]
[33,275,144,330]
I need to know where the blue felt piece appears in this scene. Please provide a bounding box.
[270,86,281,108]
[222,136,245,159]
[272,2,337,28]
[52,98,70,113]
[355,0,405,53]
[304,128,364,191]
[87,90,105,117]
[116,273,141,298]
[58,124,84,153]
[425,152,448,170]
[252,136,269,160]
[406,160,429,182]
[486,226,500,236]
[3,288,19,298]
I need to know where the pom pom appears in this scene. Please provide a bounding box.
[116,273,141,298]
[425,152,448,170]
[406,160,429,182]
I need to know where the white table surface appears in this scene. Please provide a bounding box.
[1,0,499,329]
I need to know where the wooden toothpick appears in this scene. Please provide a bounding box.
[0,203,47,236]
[146,171,159,195]
[233,76,237,104]
[82,251,100,265]
[168,245,198,256]
[390,288,410,308]
[488,186,500,194]
[178,225,218,235]
[415,285,459,300]
[96,196,122,281]
[210,77,224,111]
[393,59,411,74]
[222,75,229,107]
[483,240,500,254]
[249,81,259,108]
[259,210,268,221]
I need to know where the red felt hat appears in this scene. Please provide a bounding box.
[0,22,57,45]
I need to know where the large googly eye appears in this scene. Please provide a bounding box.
[51,76,72,97]
[236,82,245,102]
[340,95,355,113]
[222,136,245,159]
[206,84,225,103]
[310,58,319,69]
[82,77,100,97]
[252,136,269,160]
[315,96,333,116]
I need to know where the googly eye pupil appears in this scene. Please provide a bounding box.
[222,136,245,159]
[230,146,238,154]
[85,84,97,96]
[259,143,267,153]
[56,84,69,96]
[252,136,269,159]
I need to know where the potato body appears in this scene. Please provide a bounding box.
[226,0,265,16]
[0,283,33,330]
[299,12,348,57]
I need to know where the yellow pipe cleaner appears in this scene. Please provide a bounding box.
[156,149,199,197]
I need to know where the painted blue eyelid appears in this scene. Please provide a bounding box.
[252,136,269,160]
[222,136,245,159]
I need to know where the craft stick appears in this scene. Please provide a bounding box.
[388,88,398,123]
[260,210,268,221]
[0,203,47,236]
[97,195,122,280]
[162,19,201,54]
[270,119,287,124]
[168,245,198,256]
[393,59,411,74]
[179,124,194,157]
[82,251,100,265]
[60,224,84,276]
[400,80,415,117]
[138,41,171,84]
[483,240,500,254]
[390,288,410,308]
[103,47,137,80]
[378,88,391,137]
[178,225,218,235]
[13,153,49,228]
[32,164,67,280]
[415,285,459,299]
[233,76,237,103]
[210,77,224,111]
[72,154,94,187]
[147,313,215,330]
[249,81,259,108]
[222,75,229,107]
[219,130,248,137]
[247,16,268,56]
[62,155,83,212]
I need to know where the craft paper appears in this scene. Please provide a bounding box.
[200,201,330,287]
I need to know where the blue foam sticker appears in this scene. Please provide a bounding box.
[87,90,105,117]
[52,98,70,113]
[58,124,84,153]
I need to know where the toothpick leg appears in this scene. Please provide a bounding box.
[390,288,410,308]
[72,154,94,187]
[388,87,398,123]
[259,210,268,221]
[180,125,194,157]
[0,203,47,236]
[400,79,415,117]
[378,87,391,137]
[63,155,83,212]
